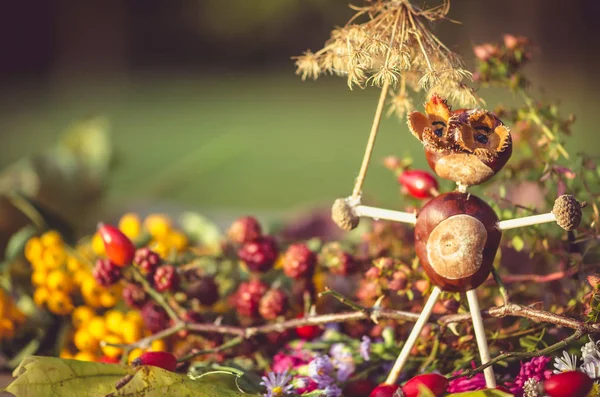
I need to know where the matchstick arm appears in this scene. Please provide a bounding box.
[496,194,584,231]
[331,197,417,231]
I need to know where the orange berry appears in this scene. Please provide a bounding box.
[0,318,15,339]
[121,320,142,344]
[127,348,144,364]
[47,269,74,293]
[81,277,103,308]
[67,256,84,273]
[99,289,119,308]
[24,237,43,262]
[40,230,63,248]
[31,269,48,287]
[125,311,144,327]
[74,329,99,352]
[150,339,167,352]
[92,233,105,256]
[42,246,67,270]
[33,287,50,306]
[119,213,142,240]
[47,291,74,315]
[144,215,172,239]
[150,240,170,259]
[101,334,124,359]
[59,349,74,359]
[87,316,108,340]
[105,310,125,335]
[167,231,188,252]
[74,351,96,362]
[72,306,95,329]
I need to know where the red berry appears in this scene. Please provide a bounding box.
[141,301,170,333]
[295,314,322,340]
[238,236,278,272]
[234,279,268,318]
[369,384,399,397]
[283,243,316,279]
[398,169,439,199]
[228,216,262,244]
[133,247,161,275]
[98,223,136,266]
[99,356,120,364]
[153,265,179,292]
[344,379,376,397]
[259,289,289,320]
[401,373,448,397]
[542,371,593,397]
[122,283,148,309]
[186,276,219,306]
[92,259,122,286]
[132,351,177,372]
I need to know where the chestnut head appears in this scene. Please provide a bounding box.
[414,192,501,292]
[408,95,512,187]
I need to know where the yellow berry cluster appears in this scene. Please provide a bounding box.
[60,307,168,362]
[91,213,188,260]
[26,230,121,315]
[0,287,26,341]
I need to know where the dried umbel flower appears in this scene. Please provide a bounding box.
[294,0,478,112]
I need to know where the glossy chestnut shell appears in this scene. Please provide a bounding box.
[414,192,501,292]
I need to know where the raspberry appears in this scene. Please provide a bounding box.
[238,236,278,273]
[259,289,289,320]
[234,279,268,318]
[134,247,161,275]
[122,283,148,309]
[153,265,179,292]
[320,244,356,276]
[141,301,170,333]
[186,276,219,306]
[283,243,316,279]
[92,259,122,287]
[228,216,262,244]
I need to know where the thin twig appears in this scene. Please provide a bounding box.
[176,336,244,363]
[132,269,180,322]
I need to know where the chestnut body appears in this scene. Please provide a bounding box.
[414,192,501,292]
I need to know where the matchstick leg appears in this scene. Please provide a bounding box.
[466,289,497,388]
[355,205,417,225]
[384,287,442,385]
[496,213,556,230]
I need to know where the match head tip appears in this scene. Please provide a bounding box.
[552,194,583,231]
[331,198,359,231]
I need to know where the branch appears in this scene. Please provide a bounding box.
[450,329,585,380]
[132,268,181,322]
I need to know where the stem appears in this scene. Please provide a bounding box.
[452,329,584,380]
[132,269,181,322]
[319,288,369,313]
[352,80,391,198]
[176,336,244,363]
[490,266,510,306]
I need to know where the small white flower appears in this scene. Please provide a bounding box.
[582,341,600,365]
[553,350,578,374]
[582,358,600,379]
[523,378,540,397]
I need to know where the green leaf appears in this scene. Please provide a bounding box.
[5,356,133,397]
[3,225,37,263]
[447,390,513,396]
[511,235,525,252]
[4,356,263,397]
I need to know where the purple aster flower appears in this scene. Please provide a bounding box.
[505,356,552,397]
[360,336,372,361]
[260,370,294,397]
[308,355,335,386]
[334,353,355,382]
[323,384,343,397]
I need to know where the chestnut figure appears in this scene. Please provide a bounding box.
[415,192,501,292]
[408,95,512,189]
[331,94,584,390]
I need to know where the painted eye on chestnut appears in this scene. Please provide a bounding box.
[434,128,444,137]
[476,134,488,144]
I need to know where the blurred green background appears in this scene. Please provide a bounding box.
[0,0,598,223]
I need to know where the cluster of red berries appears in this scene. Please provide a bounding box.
[367,370,594,397]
